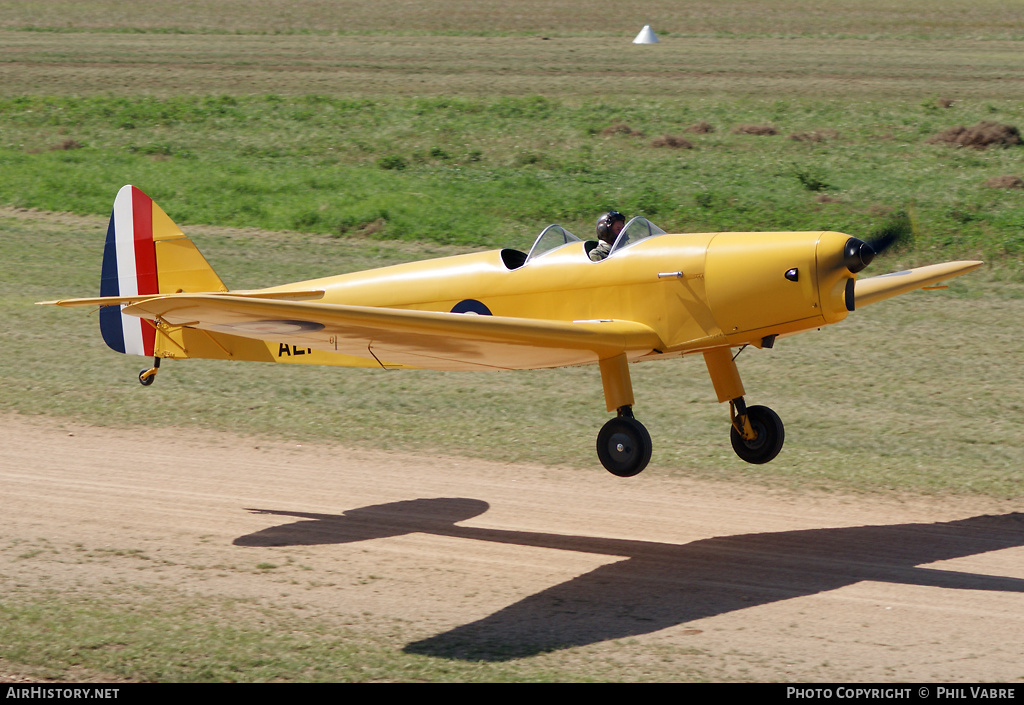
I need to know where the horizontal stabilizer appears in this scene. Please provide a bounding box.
[855,260,983,308]
[38,289,325,308]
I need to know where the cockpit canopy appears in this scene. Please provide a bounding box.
[524,224,582,263]
[608,217,666,256]
[512,217,667,269]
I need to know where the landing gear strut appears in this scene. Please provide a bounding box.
[703,347,785,464]
[596,354,652,477]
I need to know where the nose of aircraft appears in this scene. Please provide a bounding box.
[843,237,876,273]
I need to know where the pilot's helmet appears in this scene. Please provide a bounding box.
[596,211,626,240]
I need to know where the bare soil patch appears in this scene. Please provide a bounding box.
[790,129,840,143]
[651,134,693,149]
[600,122,644,137]
[985,175,1024,190]
[732,124,778,136]
[2,413,1022,681]
[685,121,715,134]
[927,121,1022,149]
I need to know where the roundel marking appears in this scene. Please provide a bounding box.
[450,299,492,315]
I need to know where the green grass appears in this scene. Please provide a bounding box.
[1,5,1021,260]
[0,589,588,682]
[2,94,1023,262]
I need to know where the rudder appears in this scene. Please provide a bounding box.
[99,185,226,355]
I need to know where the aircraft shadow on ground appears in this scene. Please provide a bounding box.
[234,499,1024,662]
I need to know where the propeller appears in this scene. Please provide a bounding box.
[841,210,914,311]
[843,210,912,274]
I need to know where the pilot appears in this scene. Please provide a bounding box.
[589,211,626,261]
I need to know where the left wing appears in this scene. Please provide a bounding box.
[122,294,664,371]
[854,261,983,308]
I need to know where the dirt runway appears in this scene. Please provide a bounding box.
[2,413,1022,682]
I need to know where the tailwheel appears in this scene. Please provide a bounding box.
[138,357,161,386]
[730,404,784,464]
[597,414,652,477]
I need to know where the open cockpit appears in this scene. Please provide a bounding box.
[501,217,666,270]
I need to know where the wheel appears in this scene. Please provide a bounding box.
[597,416,652,477]
[138,369,156,386]
[730,405,784,464]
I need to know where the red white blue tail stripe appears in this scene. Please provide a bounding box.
[99,185,159,355]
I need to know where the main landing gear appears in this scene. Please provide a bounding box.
[703,346,785,466]
[597,407,652,477]
[595,354,654,477]
[729,398,785,465]
[593,347,786,477]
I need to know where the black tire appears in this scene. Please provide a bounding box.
[597,416,652,477]
[138,369,156,386]
[730,405,784,464]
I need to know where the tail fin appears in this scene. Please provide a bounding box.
[99,185,226,355]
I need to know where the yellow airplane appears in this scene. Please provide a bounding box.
[42,185,983,477]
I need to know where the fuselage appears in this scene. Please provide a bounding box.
[257,230,854,359]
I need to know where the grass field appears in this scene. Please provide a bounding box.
[1,1,1022,683]
[1,4,1023,259]
[2,0,1023,38]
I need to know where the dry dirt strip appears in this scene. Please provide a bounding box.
[2,413,1022,681]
